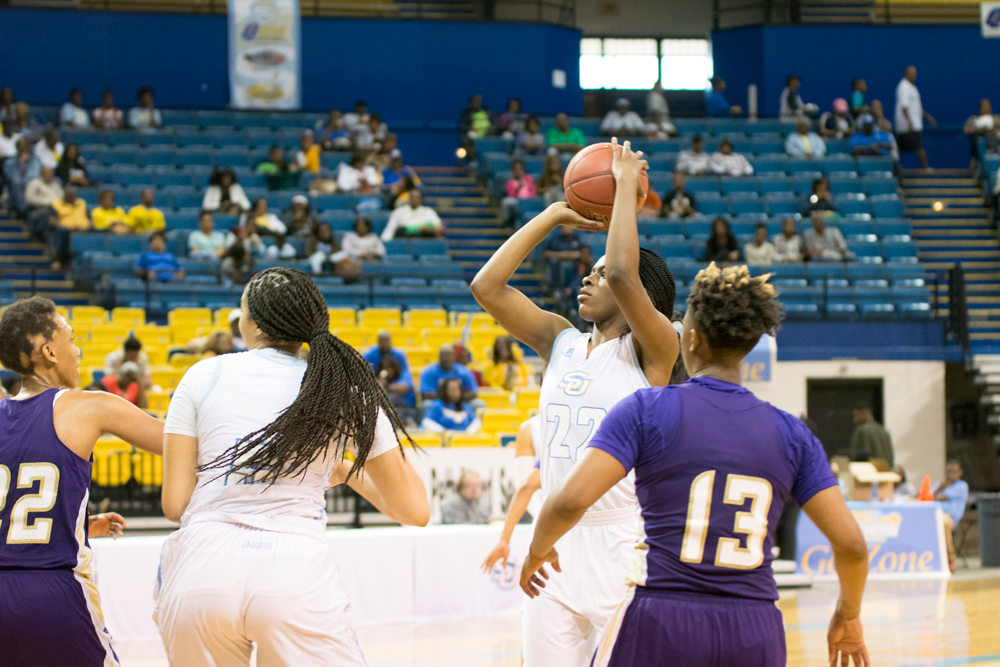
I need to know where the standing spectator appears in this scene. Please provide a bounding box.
[850,79,868,116]
[516,116,546,156]
[706,77,741,118]
[295,131,321,174]
[187,211,227,258]
[779,75,816,121]
[103,336,153,389]
[25,166,64,224]
[33,129,64,170]
[895,66,937,171]
[421,379,482,435]
[337,151,380,194]
[242,198,286,236]
[133,231,183,282]
[91,190,130,234]
[498,98,529,139]
[486,335,533,391]
[100,362,147,409]
[315,110,351,151]
[676,135,712,176]
[849,407,894,467]
[546,113,586,154]
[60,89,91,128]
[126,189,166,233]
[418,344,479,403]
[933,460,969,573]
[128,87,162,129]
[440,470,489,524]
[647,80,669,119]
[341,217,386,262]
[202,168,251,214]
[501,159,537,227]
[963,99,1000,171]
[601,98,645,137]
[744,222,776,266]
[92,89,123,130]
[381,149,419,193]
[660,172,698,219]
[850,115,894,157]
[257,146,299,191]
[380,190,444,240]
[363,331,416,409]
[543,224,583,291]
[785,120,826,159]
[804,214,853,262]
[646,110,677,140]
[705,217,740,263]
[537,154,566,206]
[819,99,855,139]
[342,100,370,132]
[773,218,805,263]
[54,144,89,188]
[870,99,894,133]
[802,177,837,217]
[710,139,754,176]
[266,235,298,259]
[281,194,319,237]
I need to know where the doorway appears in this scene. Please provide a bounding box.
[806,378,884,459]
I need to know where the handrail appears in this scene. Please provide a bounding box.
[948,264,971,351]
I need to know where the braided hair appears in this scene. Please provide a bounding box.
[202,267,410,483]
[0,296,59,376]
[637,247,676,317]
[687,262,782,353]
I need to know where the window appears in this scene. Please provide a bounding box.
[580,38,713,91]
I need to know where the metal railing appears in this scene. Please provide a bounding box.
[713,0,981,30]
[947,264,971,351]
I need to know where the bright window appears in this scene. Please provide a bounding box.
[580,38,713,91]
[660,39,714,91]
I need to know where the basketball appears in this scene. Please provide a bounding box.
[563,142,648,223]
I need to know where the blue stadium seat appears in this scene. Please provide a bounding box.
[141,133,177,148]
[214,152,251,169]
[829,179,864,195]
[235,115,271,131]
[882,241,919,261]
[638,220,683,237]
[785,161,823,177]
[162,110,198,126]
[865,179,899,197]
[806,263,847,283]
[895,301,932,319]
[709,120,747,136]
[774,284,822,306]
[766,199,799,216]
[177,149,213,167]
[165,214,199,231]
[859,303,895,319]
[846,264,887,282]
[731,199,766,218]
[113,189,141,208]
[837,200,871,218]
[886,263,926,282]
[757,179,793,195]
[170,192,203,210]
[64,129,102,146]
[176,132,214,148]
[658,243,695,260]
[750,140,785,156]
[198,111,236,130]
[646,140,680,154]
[767,264,806,280]
[856,157,894,175]
[140,149,176,168]
[825,139,850,155]
[109,236,145,256]
[698,200,730,217]
[411,239,448,256]
[213,134,248,149]
[721,179,758,196]
[687,178,721,195]
[102,149,139,167]
[847,241,881,260]
[72,235,110,256]
[729,221,758,236]
[871,199,905,218]
[825,302,857,319]
[157,173,193,189]
[838,221,877,241]
[105,132,140,147]
[783,303,821,319]
[822,157,857,175]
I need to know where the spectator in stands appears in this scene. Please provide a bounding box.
[892,466,917,501]
[54,144,89,188]
[227,218,267,259]
[60,89,90,128]
[374,355,418,427]
[498,98,529,139]
[92,89,123,130]
[516,116,547,156]
[850,114,894,158]
[933,459,969,573]
[785,120,826,159]
[963,99,1000,171]
[543,224,583,291]
[0,121,18,161]
[744,222,776,266]
[306,222,341,274]
[895,66,936,171]
[804,214,853,262]
[188,211,227,258]
[1,372,21,397]
[646,110,677,140]
[103,336,152,390]
[315,110,351,151]
[870,99,893,133]
[486,335,533,391]
[202,168,251,214]
[501,159,537,228]
[243,198,286,236]
[546,113,586,154]
[440,470,489,524]
[802,177,836,217]
[364,331,416,404]
[220,229,254,285]
[226,309,247,352]
[819,98,855,139]
[0,88,15,127]
[101,361,147,409]
[390,175,419,209]
[337,151,380,194]
[677,137,713,177]
[660,171,698,219]
[850,79,868,117]
[647,80,669,119]
[128,87,161,129]
[257,146,299,191]
[419,344,479,404]
[281,194,318,237]
[849,406,893,467]
[126,189,166,233]
[601,98,645,137]
[134,231,184,282]
[294,131,321,174]
[266,234,297,259]
[355,114,388,152]
[47,184,88,269]
[455,345,488,387]
[773,217,805,263]
[710,139,753,176]
[561,244,594,318]
[380,189,444,240]
[779,75,816,121]
[537,154,566,206]
[25,166,64,225]
[706,77,741,118]
[421,379,482,435]
[186,331,234,357]
[11,102,42,141]
[341,217,386,263]
[33,128,64,170]
[459,94,495,144]
[705,217,740,263]
[343,100,370,132]
[91,190,129,234]
[382,149,419,193]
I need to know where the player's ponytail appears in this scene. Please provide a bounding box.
[201,267,410,483]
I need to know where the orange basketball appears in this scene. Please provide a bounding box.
[563,142,648,223]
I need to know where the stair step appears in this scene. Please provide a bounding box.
[921,250,1000,259]
[907,197,985,205]
[902,178,977,186]
[913,229,995,238]
[914,239,998,247]
[910,219,993,227]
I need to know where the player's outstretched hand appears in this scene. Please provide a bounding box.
[481,540,511,574]
[88,512,127,540]
[545,201,609,233]
[610,137,648,198]
[520,546,561,598]
[827,608,870,667]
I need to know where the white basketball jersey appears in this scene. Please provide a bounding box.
[538,328,648,512]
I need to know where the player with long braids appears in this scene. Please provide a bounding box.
[473,139,679,666]
[156,267,430,667]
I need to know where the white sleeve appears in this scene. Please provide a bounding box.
[163,366,202,437]
[367,409,402,459]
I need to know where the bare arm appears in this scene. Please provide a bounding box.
[348,447,430,527]
[161,434,198,523]
[481,468,541,573]
[605,138,679,387]
[54,391,164,459]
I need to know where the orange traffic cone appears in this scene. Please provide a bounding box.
[918,475,934,501]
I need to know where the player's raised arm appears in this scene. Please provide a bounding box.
[605,138,679,386]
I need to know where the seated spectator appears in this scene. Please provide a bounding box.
[779,75,816,121]
[380,190,444,240]
[390,175,419,209]
[706,77,741,118]
[315,110,352,151]
[804,214,853,262]
[126,189,166,233]
[640,189,662,216]
[963,99,1000,170]
[440,470,489,524]
[282,194,319,236]
[185,331,234,357]
[850,114,895,158]
[676,135,711,175]
[418,344,479,403]
[543,224,583,291]
[133,231,184,282]
[561,244,594,316]
[226,219,267,259]
[546,113,586,154]
[601,98,645,137]
[266,234,297,259]
[516,116,546,156]
[220,231,255,285]
[870,99,894,133]
[103,336,152,389]
[25,166,64,226]
[933,459,969,573]
[537,154,566,206]
[421,378,482,434]
[850,79,868,116]
[128,87,161,129]
[296,130,321,174]
[354,114,388,152]
[459,94,496,149]
[0,138,34,221]
[705,217,740,263]
[453,344,487,387]
[342,100,371,133]
[33,128,64,170]
[11,102,42,141]
[785,120,826,159]
[660,172,698,219]
[60,89,90,128]
[257,146,299,191]
[92,89,123,130]
[773,217,805,263]
[501,159,537,227]
[364,331,416,406]
[100,361,147,408]
[188,211,227,258]
[382,149,419,193]
[340,216,385,263]
[202,168,251,214]
[306,222,342,274]
[486,335,533,391]
[374,355,419,427]
[892,466,917,501]
[646,110,677,140]
[802,177,837,217]
[744,222,776,266]
[0,88,15,127]
[498,98,529,139]
[1,371,21,397]
[647,80,669,119]
[47,184,89,269]
[337,151,380,194]
[242,198,287,236]
[710,139,753,176]
[91,190,130,234]
[54,144,89,188]
[820,98,855,139]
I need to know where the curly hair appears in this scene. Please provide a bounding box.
[687,262,782,352]
[0,297,59,376]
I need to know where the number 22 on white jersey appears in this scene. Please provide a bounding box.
[545,404,608,461]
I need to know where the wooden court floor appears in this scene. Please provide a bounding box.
[117,572,1000,667]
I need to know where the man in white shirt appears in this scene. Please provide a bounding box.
[25,166,64,212]
[895,66,937,171]
[785,120,826,159]
[32,129,64,169]
[744,223,776,266]
[60,89,91,128]
[380,190,444,241]
[710,139,754,176]
[676,136,712,176]
[0,123,20,160]
[772,218,804,263]
[601,99,646,137]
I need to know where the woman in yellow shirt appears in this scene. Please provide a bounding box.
[91,189,130,234]
[296,131,321,174]
[485,335,535,391]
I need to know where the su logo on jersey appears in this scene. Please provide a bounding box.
[558,371,592,396]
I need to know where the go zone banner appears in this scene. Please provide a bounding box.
[796,502,950,580]
[228,0,301,109]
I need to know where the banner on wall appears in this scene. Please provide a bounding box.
[228,0,301,109]
[742,334,776,384]
[983,2,1000,38]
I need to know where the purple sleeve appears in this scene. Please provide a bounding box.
[588,392,645,472]
[782,413,838,507]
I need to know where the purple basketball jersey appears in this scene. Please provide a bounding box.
[589,376,836,601]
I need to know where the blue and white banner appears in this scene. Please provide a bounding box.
[742,334,776,383]
[796,502,949,580]
[982,2,1000,38]
[228,0,301,109]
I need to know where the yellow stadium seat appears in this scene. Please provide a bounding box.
[399,346,436,368]
[151,366,185,390]
[404,308,448,329]
[78,366,98,387]
[132,451,162,486]
[359,308,401,329]
[328,308,357,328]
[80,343,118,365]
[132,325,171,346]
[170,325,201,345]
[213,307,239,325]
[169,354,201,369]
[449,312,496,328]
[480,409,528,435]
[514,387,542,412]
[111,307,145,326]
[89,324,129,344]
[168,308,212,326]
[144,347,168,366]
[146,391,171,412]
[385,326,422,347]
[446,433,496,447]
[55,306,70,321]
[478,388,512,409]
[403,431,443,448]
[470,328,508,356]
[72,306,108,325]
[422,327,463,350]
[332,327,376,349]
